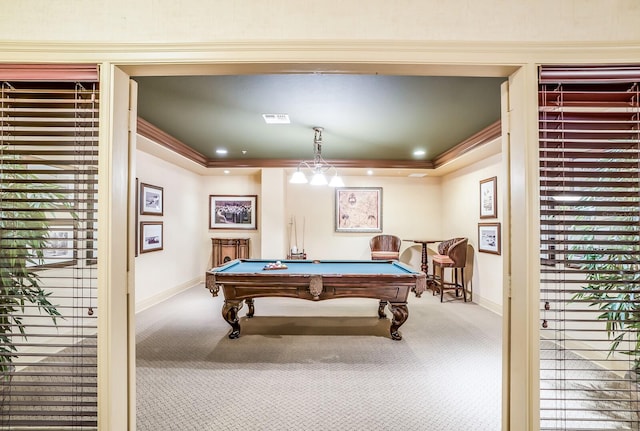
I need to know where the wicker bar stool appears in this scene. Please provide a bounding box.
[431,237,468,302]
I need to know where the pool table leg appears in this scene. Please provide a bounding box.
[388,303,408,341]
[222,299,243,339]
[378,300,387,319]
[245,298,255,318]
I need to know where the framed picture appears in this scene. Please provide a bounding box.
[135,177,139,257]
[44,223,76,267]
[27,222,77,268]
[140,182,163,216]
[140,221,163,253]
[479,176,497,219]
[335,187,382,232]
[478,222,501,255]
[209,195,258,229]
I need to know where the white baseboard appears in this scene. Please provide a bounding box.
[471,293,503,316]
[135,276,203,314]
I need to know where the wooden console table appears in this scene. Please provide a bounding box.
[211,238,249,268]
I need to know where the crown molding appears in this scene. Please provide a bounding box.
[137,116,498,171]
[205,158,434,169]
[433,120,502,169]
[1,40,639,67]
[137,118,208,167]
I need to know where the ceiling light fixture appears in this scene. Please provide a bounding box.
[290,127,344,187]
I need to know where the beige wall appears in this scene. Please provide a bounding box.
[441,153,503,313]
[285,175,441,265]
[261,169,287,259]
[200,172,263,259]
[2,1,639,43]
[135,150,205,309]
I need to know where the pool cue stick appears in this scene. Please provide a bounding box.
[288,217,293,253]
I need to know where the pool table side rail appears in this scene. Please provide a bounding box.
[214,276,423,302]
[205,260,426,301]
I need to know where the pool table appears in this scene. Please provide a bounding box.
[205,259,426,340]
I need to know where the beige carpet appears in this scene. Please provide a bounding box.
[136,285,503,430]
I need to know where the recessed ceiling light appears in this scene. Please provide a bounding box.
[409,173,427,178]
[413,149,426,157]
[223,170,230,174]
[367,170,374,176]
[241,150,247,155]
[216,149,228,155]
[262,114,290,124]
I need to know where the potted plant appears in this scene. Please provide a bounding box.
[0,167,67,381]
[572,240,640,374]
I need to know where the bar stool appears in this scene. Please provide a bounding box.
[431,237,468,302]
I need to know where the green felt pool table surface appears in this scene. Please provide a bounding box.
[214,259,422,275]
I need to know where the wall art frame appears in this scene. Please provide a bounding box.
[478,222,501,255]
[335,187,383,233]
[209,195,258,230]
[140,182,163,216]
[140,221,163,253]
[29,221,78,268]
[135,177,139,257]
[479,176,497,219]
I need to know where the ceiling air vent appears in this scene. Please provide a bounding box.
[262,113,290,124]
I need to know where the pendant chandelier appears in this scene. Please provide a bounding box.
[289,127,344,187]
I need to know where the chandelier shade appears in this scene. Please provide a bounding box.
[290,169,308,184]
[289,127,344,187]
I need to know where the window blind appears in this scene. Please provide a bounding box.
[0,68,99,429]
[539,65,640,430]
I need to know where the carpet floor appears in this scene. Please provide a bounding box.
[136,285,502,430]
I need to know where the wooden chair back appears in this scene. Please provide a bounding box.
[369,235,402,260]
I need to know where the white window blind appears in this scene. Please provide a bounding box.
[0,65,99,429]
[539,65,640,430]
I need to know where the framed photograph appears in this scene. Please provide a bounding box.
[335,187,382,233]
[479,176,497,219]
[478,222,501,255]
[140,221,163,253]
[135,177,139,257]
[140,182,163,216]
[209,195,258,230]
[28,222,77,268]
